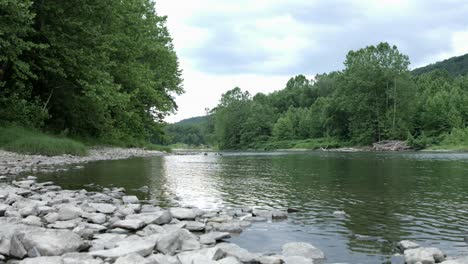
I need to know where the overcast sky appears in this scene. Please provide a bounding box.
[156,0,468,123]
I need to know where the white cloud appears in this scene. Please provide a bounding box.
[156,0,468,122]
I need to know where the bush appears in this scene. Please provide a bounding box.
[0,127,88,156]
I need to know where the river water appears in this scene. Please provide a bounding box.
[35,151,468,263]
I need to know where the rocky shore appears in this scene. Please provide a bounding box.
[0,177,327,264]
[0,148,164,176]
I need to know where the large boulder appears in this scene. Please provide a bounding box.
[88,203,116,214]
[397,240,420,252]
[11,229,85,258]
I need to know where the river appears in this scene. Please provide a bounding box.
[34,151,468,263]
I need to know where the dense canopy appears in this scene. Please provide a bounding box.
[0,0,182,144]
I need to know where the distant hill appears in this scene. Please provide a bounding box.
[412,53,468,76]
[174,115,210,125]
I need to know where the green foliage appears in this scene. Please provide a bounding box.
[0,0,182,144]
[0,127,87,156]
[429,128,468,151]
[412,53,468,77]
[203,43,468,151]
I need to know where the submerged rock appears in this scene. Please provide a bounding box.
[282,242,325,262]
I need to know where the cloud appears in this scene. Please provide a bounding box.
[156,0,468,122]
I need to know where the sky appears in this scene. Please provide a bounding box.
[156,0,468,123]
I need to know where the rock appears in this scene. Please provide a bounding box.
[48,219,80,229]
[177,247,225,264]
[126,211,172,225]
[12,228,85,257]
[44,212,59,224]
[19,204,39,217]
[62,252,104,264]
[89,203,117,214]
[91,233,128,249]
[272,211,288,220]
[156,228,200,255]
[209,222,243,233]
[147,253,181,264]
[184,221,205,231]
[258,255,284,264]
[21,215,42,226]
[57,205,83,221]
[114,253,147,264]
[217,242,260,263]
[218,256,242,264]
[404,247,445,264]
[0,204,10,216]
[397,240,420,252]
[170,208,196,220]
[283,256,314,264]
[112,219,146,230]
[241,216,267,222]
[199,232,231,245]
[137,224,165,237]
[19,256,62,264]
[282,242,325,261]
[332,210,346,216]
[89,235,157,259]
[122,196,139,204]
[83,213,107,224]
[252,209,272,218]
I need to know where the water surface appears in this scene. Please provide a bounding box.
[36,151,468,263]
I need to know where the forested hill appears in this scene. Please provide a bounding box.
[412,53,468,76]
[181,43,468,151]
[0,0,182,146]
[175,116,210,125]
[165,116,212,146]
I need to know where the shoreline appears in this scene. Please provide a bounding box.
[0,176,326,264]
[0,147,165,176]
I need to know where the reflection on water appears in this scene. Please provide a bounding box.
[36,151,468,263]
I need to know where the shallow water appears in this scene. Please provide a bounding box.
[35,151,468,263]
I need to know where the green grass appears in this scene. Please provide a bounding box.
[425,128,468,151]
[0,127,88,156]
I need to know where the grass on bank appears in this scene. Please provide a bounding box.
[0,127,88,156]
[425,128,468,151]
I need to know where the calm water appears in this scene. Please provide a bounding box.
[35,151,468,263]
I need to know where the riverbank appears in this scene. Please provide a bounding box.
[0,147,164,176]
[0,176,327,264]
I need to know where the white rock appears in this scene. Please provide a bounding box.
[19,256,62,264]
[122,196,139,204]
[397,240,420,251]
[217,242,260,263]
[21,215,42,226]
[57,205,83,221]
[89,203,117,214]
[404,247,445,264]
[170,208,196,220]
[199,232,231,245]
[156,228,200,255]
[282,242,325,261]
[283,256,314,264]
[12,229,84,257]
[126,211,172,225]
[177,247,225,264]
[112,219,146,230]
[218,256,242,264]
[89,235,157,259]
[114,252,147,264]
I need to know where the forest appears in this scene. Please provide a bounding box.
[167,43,468,150]
[0,0,182,152]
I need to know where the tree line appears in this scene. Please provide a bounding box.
[0,0,182,144]
[201,43,468,149]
